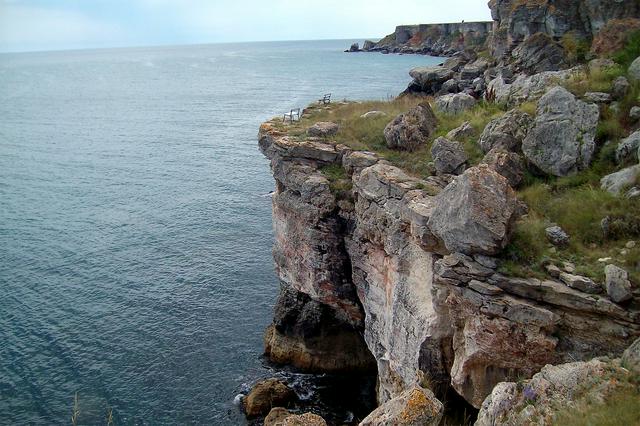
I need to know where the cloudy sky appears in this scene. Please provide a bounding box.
[0,0,492,52]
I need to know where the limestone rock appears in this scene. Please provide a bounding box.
[446,121,474,140]
[244,379,296,417]
[478,109,533,153]
[460,59,489,80]
[362,40,376,51]
[348,43,360,52]
[359,386,444,426]
[435,93,477,115]
[559,272,602,294]
[342,150,378,175]
[427,165,519,255]
[475,359,631,426]
[265,408,327,426]
[384,103,438,152]
[264,286,375,373]
[600,165,640,195]
[616,130,640,164]
[630,106,640,122]
[612,76,630,100]
[522,86,599,176]
[408,66,455,94]
[487,68,579,106]
[481,148,525,188]
[510,32,568,75]
[584,92,612,104]
[629,56,640,82]
[361,110,386,119]
[264,407,292,425]
[308,122,339,138]
[545,226,569,247]
[430,137,468,175]
[605,264,632,303]
[622,337,640,374]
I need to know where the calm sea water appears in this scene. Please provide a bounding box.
[0,40,441,425]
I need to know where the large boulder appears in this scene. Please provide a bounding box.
[522,86,599,176]
[265,408,327,426]
[359,386,444,426]
[430,137,468,175]
[616,130,640,164]
[427,164,519,255]
[478,109,533,153]
[511,32,568,74]
[481,148,525,188]
[600,165,640,195]
[622,338,640,374]
[408,66,455,94]
[384,103,438,152]
[605,264,633,303]
[308,122,339,138]
[244,379,296,417]
[435,93,477,115]
[629,56,640,82]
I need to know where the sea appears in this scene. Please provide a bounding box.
[0,40,442,425]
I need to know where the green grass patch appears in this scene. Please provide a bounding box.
[552,386,640,426]
[613,29,640,68]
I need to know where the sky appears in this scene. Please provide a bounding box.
[0,0,492,53]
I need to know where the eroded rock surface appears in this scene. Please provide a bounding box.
[522,86,599,176]
[384,103,438,151]
[359,386,444,426]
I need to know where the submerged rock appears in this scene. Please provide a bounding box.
[522,86,599,176]
[384,103,438,152]
[359,386,444,426]
[427,165,519,255]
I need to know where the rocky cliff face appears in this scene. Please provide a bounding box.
[364,22,493,56]
[258,121,640,411]
[488,0,640,59]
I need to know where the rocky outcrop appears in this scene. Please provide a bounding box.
[258,118,640,417]
[478,109,533,153]
[244,379,296,417]
[434,93,477,115]
[431,137,468,175]
[522,86,599,176]
[488,0,640,61]
[361,22,492,56]
[481,148,525,188]
[359,386,444,426]
[384,103,438,151]
[476,338,640,426]
[264,408,327,426]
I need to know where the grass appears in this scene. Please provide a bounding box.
[319,163,353,201]
[561,65,625,97]
[612,30,640,68]
[273,97,508,179]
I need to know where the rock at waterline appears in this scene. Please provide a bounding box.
[359,386,443,426]
[264,408,327,426]
[243,378,296,418]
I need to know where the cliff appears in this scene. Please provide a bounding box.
[257,97,640,417]
[360,22,493,56]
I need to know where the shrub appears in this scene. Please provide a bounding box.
[612,29,640,68]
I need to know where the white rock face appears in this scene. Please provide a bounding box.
[522,86,599,176]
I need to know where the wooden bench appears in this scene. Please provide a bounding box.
[283,108,301,123]
[318,93,331,105]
